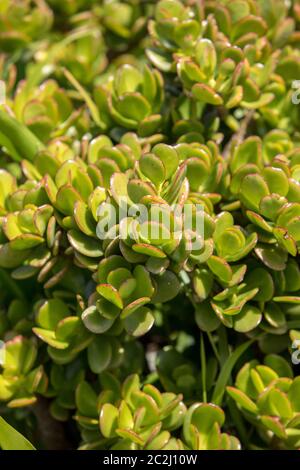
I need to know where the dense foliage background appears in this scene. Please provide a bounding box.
[0,0,300,450]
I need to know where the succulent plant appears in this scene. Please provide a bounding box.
[46,359,85,421]
[95,64,164,136]
[0,415,36,450]
[147,0,288,117]
[229,134,300,257]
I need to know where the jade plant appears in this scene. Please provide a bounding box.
[227,355,300,449]
[0,0,299,451]
[75,373,240,450]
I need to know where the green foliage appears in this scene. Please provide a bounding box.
[0,0,299,450]
[75,373,240,450]
[227,356,300,449]
[0,416,35,450]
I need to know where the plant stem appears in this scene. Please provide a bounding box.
[207,331,221,364]
[200,333,207,403]
[227,397,249,447]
